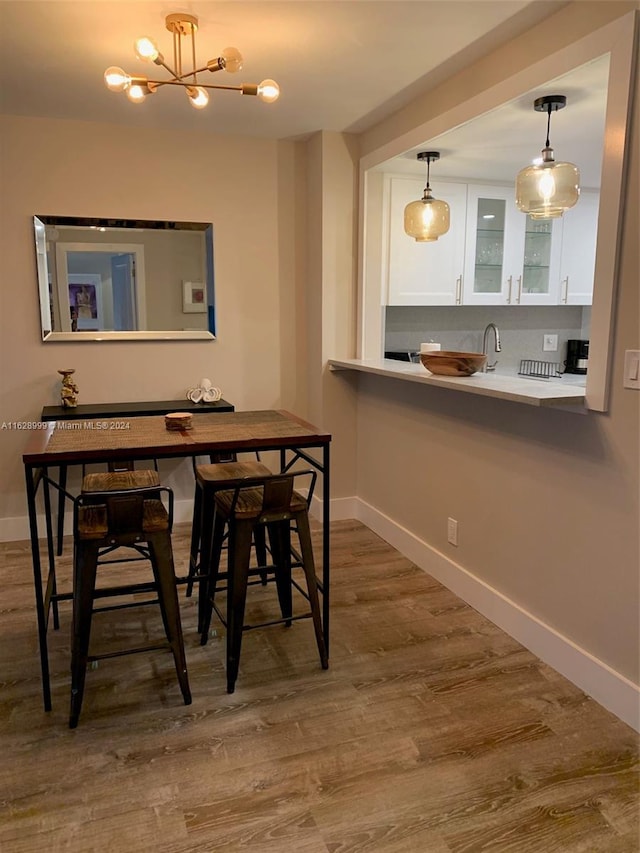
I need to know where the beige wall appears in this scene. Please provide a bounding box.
[344,1,639,685]
[307,132,360,495]
[0,116,305,522]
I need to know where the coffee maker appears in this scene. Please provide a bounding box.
[565,339,589,374]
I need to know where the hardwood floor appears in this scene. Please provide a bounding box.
[1,520,638,852]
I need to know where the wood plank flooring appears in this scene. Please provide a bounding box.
[0,520,638,852]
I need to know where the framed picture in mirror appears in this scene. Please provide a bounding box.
[183,280,207,313]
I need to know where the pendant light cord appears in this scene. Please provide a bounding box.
[425,156,431,191]
[545,105,552,149]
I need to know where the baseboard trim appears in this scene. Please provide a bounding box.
[353,496,640,732]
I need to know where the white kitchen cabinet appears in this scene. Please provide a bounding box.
[385,176,468,305]
[462,185,526,305]
[384,176,597,307]
[558,189,599,305]
[517,215,564,305]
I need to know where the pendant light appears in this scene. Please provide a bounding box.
[515,95,580,220]
[404,151,450,242]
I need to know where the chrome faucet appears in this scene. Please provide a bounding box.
[482,323,501,371]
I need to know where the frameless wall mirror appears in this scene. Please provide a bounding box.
[34,215,216,342]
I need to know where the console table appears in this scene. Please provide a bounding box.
[41,398,234,554]
[41,398,234,421]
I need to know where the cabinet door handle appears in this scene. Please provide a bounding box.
[515,275,522,304]
[561,276,569,303]
[507,276,513,304]
[455,275,462,305]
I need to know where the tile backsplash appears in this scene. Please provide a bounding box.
[385,305,590,373]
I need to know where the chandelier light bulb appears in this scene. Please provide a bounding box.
[187,86,209,109]
[104,66,131,92]
[257,79,280,103]
[134,36,160,62]
[127,84,148,104]
[221,47,243,73]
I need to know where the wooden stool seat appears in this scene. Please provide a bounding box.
[82,469,161,492]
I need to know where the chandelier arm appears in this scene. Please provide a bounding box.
[152,57,182,81]
[188,62,222,77]
[144,79,245,93]
[190,25,197,83]
[174,28,182,78]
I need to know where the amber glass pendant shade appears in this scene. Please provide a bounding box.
[515,160,580,219]
[404,151,451,242]
[404,195,451,241]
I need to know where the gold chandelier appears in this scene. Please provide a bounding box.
[104,13,280,110]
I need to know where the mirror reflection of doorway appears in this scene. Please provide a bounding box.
[55,243,146,331]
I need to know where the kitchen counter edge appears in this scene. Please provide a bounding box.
[328,358,587,410]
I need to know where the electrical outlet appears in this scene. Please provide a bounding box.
[447,517,458,546]
[543,334,558,352]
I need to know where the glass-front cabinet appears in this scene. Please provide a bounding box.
[462,186,525,305]
[519,216,563,304]
[463,185,564,305]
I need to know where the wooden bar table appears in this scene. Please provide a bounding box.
[23,410,331,711]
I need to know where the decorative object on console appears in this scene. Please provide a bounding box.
[420,342,441,353]
[165,412,193,431]
[104,12,279,110]
[404,151,451,243]
[58,369,79,408]
[187,378,222,404]
[420,351,487,376]
[515,95,580,219]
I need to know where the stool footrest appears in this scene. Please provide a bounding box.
[87,642,171,661]
[92,598,159,614]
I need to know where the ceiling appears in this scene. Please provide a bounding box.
[0,0,570,140]
[381,54,610,188]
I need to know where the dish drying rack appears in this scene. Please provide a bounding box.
[518,359,563,379]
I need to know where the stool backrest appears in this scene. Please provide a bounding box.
[226,469,317,521]
[74,485,173,540]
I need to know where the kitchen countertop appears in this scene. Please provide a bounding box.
[328,358,588,409]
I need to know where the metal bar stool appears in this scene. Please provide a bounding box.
[69,483,191,728]
[187,457,273,624]
[199,469,328,694]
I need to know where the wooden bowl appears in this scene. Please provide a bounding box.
[420,350,487,376]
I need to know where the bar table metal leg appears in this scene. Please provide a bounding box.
[25,464,52,711]
[322,443,330,656]
[56,463,68,556]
